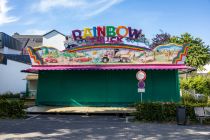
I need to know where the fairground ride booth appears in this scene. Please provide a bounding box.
[22,26,191,107]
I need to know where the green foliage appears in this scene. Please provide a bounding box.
[0,97,25,118]
[170,33,210,69]
[184,103,210,121]
[181,92,208,104]
[134,75,210,122]
[180,76,210,95]
[135,102,177,122]
[134,102,210,122]
[0,92,20,98]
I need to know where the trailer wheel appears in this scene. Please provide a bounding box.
[126,59,131,63]
[122,58,127,63]
[102,57,109,63]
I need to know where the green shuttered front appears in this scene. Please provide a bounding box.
[36,70,180,106]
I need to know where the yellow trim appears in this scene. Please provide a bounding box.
[155,43,183,47]
[68,45,144,52]
[34,46,58,51]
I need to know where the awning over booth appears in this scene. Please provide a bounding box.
[22,64,193,73]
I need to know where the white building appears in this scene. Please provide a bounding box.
[0,48,30,94]
[0,30,67,94]
[0,59,30,94]
[42,30,66,51]
[0,47,20,54]
[0,32,30,94]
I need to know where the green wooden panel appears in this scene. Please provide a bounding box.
[36,70,180,107]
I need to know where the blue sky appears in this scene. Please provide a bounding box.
[0,0,210,44]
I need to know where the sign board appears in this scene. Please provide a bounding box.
[138,88,145,93]
[70,26,146,45]
[27,26,189,66]
[138,81,145,88]
[136,71,146,81]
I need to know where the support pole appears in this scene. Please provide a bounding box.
[141,92,142,103]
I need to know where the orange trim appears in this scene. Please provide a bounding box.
[68,45,144,52]
[27,48,41,65]
[175,47,188,64]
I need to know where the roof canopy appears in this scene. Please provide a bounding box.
[22,64,192,73]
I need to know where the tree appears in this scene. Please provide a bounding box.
[170,33,210,70]
[180,75,210,95]
[150,31,171,48]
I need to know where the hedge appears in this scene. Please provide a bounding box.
[0,92,20,98]
[0,97,25,118]
[134,102,210,122]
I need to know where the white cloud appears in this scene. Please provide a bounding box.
[84,0,123,18]
[31,0,123,18]
[22,29,48,35]
[0,0,18,25]
[32,0,86,12]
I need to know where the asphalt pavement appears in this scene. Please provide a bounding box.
[0,115,210,140]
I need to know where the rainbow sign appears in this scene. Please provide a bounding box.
[27,26,189,66]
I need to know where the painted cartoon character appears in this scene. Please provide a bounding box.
[101,49,133,63]
[139,51,154,63]
[45,56,58,63]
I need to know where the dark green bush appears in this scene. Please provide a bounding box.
[134,102,210,122]
[135,102,177,122]
[181,92,208,104]
[0,97,25,118]
[0,92,20,98]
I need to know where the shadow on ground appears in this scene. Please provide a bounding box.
[0,115,210,140]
